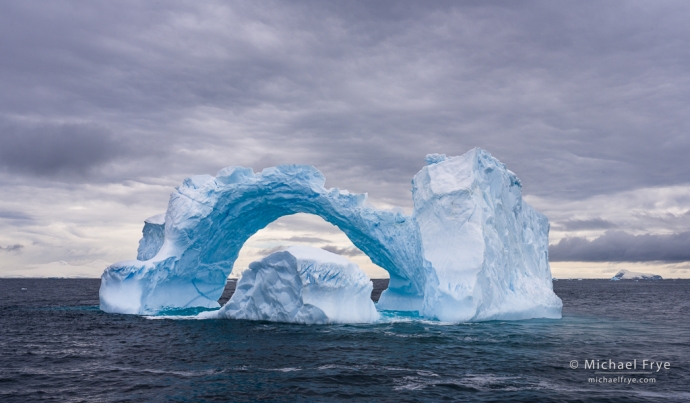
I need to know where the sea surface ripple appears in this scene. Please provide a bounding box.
[1,278,689,402]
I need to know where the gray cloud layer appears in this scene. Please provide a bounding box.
[549,231,690,262]
[321,245,365,258]
[283,236,331,243]
[258,245,364,258]
[1,1,689,269]
[0,122,127,176]
[0,210,33,221]
[2,1,689,198]
[257,246,287,256]
[0,244,24,253]
[555,218,618,231]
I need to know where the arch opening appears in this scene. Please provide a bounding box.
[218,213,390,305]
[231,213,390,279]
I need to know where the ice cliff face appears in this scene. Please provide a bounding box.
[415,151,561,321]
[136,214,165,261]
[200,246,379,324]
[100,148,562,322]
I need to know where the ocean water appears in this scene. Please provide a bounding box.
[1,279,689,402]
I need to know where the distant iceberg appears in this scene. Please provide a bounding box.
[611,269,662,281]
[4,260,111,278]
[100,148,562,322]
[199,246,379,324]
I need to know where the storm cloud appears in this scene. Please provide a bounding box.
[0,122,127,176]
[555,218,618,231]
[0,244,24,253]
[0,210,33,222]
[256,246,287,256]
[1,1,689,197]
[549,231,690,262]
[321,245,365,258]
[256,245,364,258]
[1,1,690,275]
[283,236,332,243]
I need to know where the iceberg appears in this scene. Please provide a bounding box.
[100,148,562,322]
[611,269,662,281]
[4,260,111,278]
[414,152,562,321]
[200,246,379,324]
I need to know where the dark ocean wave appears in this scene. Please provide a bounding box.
[1,278,689,402]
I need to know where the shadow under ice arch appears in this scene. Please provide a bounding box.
[100,164,428,315]
[100,148,563,322]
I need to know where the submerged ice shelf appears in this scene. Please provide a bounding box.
[100,148,562,323]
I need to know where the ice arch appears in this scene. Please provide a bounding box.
[100,148,563,321]
[100,164,426,315]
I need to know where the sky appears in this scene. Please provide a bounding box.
[1,0,689,279]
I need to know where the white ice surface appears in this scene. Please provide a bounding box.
[199,246,379,324]
[100,148,562,322]
[414,150,562,321]
[611,269,663,280]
